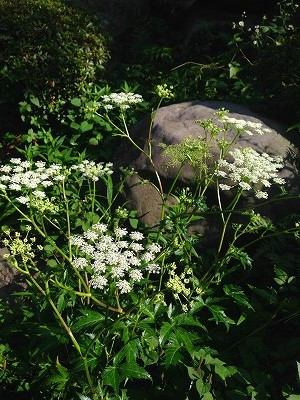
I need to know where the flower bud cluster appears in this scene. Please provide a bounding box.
[155,84,174,99]
[166,265,196,312]
[70,223,162,294]
[2,230,38,264]
[101,92,144,111]
[217,147,285,199]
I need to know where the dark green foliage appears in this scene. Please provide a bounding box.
[0,0,109,102]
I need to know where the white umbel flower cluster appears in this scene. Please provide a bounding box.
[0,160,62,191]
[71,160,113,181]
[70,224,162,294]
[222,116,272,135]
[101,92,144,111]
[217,147,285,199]
[0,158,114,192]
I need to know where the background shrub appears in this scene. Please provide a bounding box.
[0,0,109,102]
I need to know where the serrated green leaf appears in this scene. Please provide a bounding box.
[223,284,253,310]
[119,363,152,381]
[159,322,173,345]
[57,293,65,313]
[56,358,69,379]
[176,327,194,354]
[103,366,121,393]
[124,339,140,363]
[71,311,104,333]
[174,314,207,331]
[207,305,235,330]
[164,335,183,367]
[249,286,277,303]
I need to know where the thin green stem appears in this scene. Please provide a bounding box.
[217,191,242,255]
[44,281,96,395]
[62,180,72,261]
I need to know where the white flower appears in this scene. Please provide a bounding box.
[10,158,22,164]
[147,244,161,253]
[222,116,272,136]
[238,182,251,191]
[261,179,271,187]
[238,21,245,27]
[72,161,113,181]
[129,269,143,281]
[83,230,99,241]
[219,184,232,191]
[32,190,46,198]
[273,177,285,185]
[114,227,128,238]
[80,243,95,256]
[129,231,144,241]
[73,257,88,269]
[53,174,65,181]
[142,252,155,262]
[16,196,30,204]
[217,147,284,194]
[147,264,161,274]
[67,226,164,295]
[0,165,12,173]
[130,242,144,252]
[92,261,106,273]
[116,280,132,294]
[117,240,129,249]
[41,180,53,187]
[215,170,227,178]
[255,191,268,199]
[101,92,144,110]
[91,275,108,289]
[128,256,141,266]
[92,223,108,233]
[9,183,22,191]
[70,235,86,247]
[35,161,46,168]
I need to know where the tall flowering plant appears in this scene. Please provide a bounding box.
[0,92,299,400]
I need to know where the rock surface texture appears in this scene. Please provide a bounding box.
[114,101,299,230]
[0,248,21,297]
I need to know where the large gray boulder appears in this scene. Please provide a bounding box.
[114,101,300,230]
